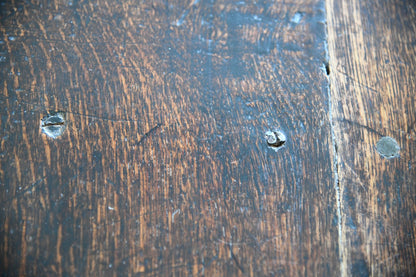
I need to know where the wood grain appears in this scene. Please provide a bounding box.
[0,0,337,276]
[327,0,416,275]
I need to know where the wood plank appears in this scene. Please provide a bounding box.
[327,0,416,275]
[0,0,338,275]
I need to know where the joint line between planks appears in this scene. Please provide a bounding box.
[324,2,345,275]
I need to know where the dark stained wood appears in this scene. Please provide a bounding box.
[327,0,416,275]
[0,0,337,275]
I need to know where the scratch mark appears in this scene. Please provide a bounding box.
[172,209,180,223]
[62,110,140,124]
[342,162,367,191]
[336,69,381,94]
[136,123,162,145]
[3,95,144,124]
[334,118,385,137]
[17,178,44,196]
[227,244,245,274]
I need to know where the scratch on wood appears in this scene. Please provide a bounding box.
[18,178,44,196]
[335,118,385,137]
[228,244,245,274]
[136,123,162,145]
[343,162,367,191]
[336,69,381,94]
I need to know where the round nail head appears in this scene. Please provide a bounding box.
[376,136,400,159]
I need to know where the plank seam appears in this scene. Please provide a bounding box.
[324,2,344,275]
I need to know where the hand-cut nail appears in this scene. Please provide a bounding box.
[40,111,66,139]
[265,130,286,149]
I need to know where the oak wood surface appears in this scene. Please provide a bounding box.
[327,0,416,275]
[2,0,416,276]
[0,0,338,276]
